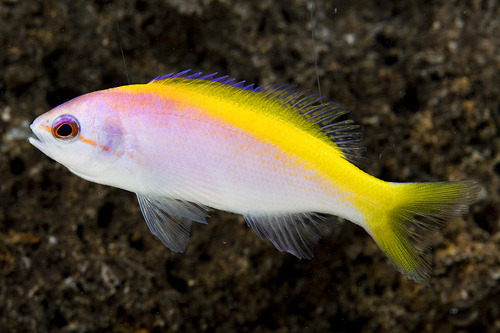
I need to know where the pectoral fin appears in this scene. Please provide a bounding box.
[137,194,209,252]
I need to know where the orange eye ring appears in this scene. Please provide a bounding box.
[51,115,80,141]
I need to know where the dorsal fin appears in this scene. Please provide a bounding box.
[149,69,365,164]
[149,69,265,92]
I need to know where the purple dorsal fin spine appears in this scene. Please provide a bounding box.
[148,69,365,164]
[149,69,264,92]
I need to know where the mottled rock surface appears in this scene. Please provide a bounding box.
[1,0,499,332]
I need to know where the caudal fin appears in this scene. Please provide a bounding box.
[367,181,479,285]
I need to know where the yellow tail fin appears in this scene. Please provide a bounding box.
[368,181,479,285]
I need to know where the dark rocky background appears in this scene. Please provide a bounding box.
[1,0,499,332]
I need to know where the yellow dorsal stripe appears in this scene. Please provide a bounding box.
[121,80,389,198]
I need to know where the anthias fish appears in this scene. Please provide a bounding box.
[29,70,478,284]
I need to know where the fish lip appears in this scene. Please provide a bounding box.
[28,135,41,146]
[28,123,46,150]
[29,123,40,140]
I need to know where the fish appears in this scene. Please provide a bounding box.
[29,69,479,284]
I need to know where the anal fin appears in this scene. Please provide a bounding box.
[243,213,334,259]
[137,194,209,252]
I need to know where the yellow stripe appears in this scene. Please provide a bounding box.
[120,81,391,207]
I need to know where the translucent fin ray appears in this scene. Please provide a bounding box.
[243,213,335,259]
[137,194,209,252]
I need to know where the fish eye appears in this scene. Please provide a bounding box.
[51,115,80,141]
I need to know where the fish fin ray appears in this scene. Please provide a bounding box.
[149,69,265,92]
[243,213,334,259]
[367,181,479,285]
[137,194,209,252]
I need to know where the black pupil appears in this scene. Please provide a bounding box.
[57,123,73,137]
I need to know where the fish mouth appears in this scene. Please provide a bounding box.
[28,124,47,152]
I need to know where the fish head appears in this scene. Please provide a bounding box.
[29,90,126,184]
